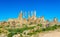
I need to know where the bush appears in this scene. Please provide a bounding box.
[37,24,42,27]
[44,24,58,31]
[7,32,17,37]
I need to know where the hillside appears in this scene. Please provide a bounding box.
[0,24,60,37]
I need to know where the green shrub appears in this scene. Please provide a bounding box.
[45,24,58,31]
[7,26,35,34]
[7,32,17,37]
[37,24,42,27]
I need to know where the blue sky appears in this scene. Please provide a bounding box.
[0,0,60,21]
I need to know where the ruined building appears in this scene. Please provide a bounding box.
[0,11,59,28]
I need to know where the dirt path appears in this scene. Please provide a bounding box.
[39,30,60,37]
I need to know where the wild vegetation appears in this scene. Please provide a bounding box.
[0,23,60,37]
